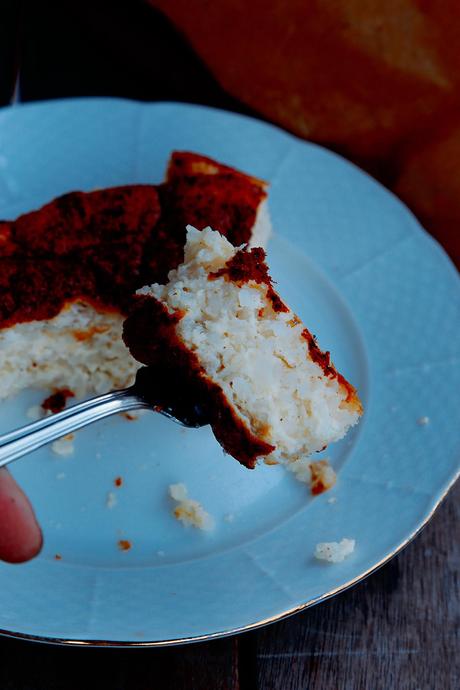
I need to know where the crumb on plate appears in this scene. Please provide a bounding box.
[314,538,355,563]
[106,491,118,509]
[118,539,132,551]
[286,457,336,495]
[169,483,214,531]
[310,459,337,495]
[122,412,138,421]
[417,416,430,426]
[51,434,75,456]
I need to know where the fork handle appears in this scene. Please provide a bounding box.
[0,388,147,468]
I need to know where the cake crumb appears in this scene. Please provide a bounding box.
[54,554,62,561]
[121,410,147,421]
[169,482,188,502]
[314,538,355,563]
[106,491,118,509]
[310,459,337,495]
[122,412,138,421]
[114,476,123,487]
[51,434,75,456]
[286,457,336,495]
[26,405,47,421]
[169,483,214,531]
[417,416,430,426]
[327,496,337,504]
[118,539,132,551]
[286,456,311,484]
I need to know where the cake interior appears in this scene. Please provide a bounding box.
[0,300,138,401]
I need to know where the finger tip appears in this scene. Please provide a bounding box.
[2,528,43,564]
[0,469,43,564]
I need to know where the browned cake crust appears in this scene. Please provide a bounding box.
[166,151,268,191]
[0,152,267,328]
[123,296,275,469]
[0,186,161,327]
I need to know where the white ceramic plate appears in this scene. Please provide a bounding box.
[0,98,458,645]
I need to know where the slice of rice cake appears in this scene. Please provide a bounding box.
[123,226,362,468]
[0,153,270,401]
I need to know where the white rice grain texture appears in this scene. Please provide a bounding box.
[139,226,361,466]
[0,300,139,401]
[286,456,312,484]
[168,483,214,531]
[314,538,355,563]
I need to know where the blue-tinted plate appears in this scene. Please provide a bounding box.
[0,99,458,645]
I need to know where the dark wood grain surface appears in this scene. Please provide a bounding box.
[0,0,21,106]
[0,2,458,688]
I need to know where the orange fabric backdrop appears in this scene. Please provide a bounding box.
[150,0,459,265]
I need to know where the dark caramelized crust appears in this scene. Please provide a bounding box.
[0,153,268,328]
[167,151,268,191]
[41,388,75,414]
[3,186,159,258]
[209,246,289,313]
[123,297,275,469]
[0,186,161,326]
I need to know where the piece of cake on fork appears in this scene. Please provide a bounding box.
[123,226,362,468]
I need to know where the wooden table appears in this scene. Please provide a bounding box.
[1,2,458,687]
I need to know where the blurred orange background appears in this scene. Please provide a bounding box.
[150,0,460,266]
[3,0,458,267]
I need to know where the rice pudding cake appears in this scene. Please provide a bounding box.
[123,227,362,468]
[0,152,270,402]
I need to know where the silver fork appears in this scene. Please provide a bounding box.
[0,367,207,468]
